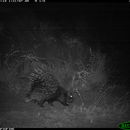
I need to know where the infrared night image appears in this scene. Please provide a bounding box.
[0,2,129,128]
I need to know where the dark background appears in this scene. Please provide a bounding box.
[0,3,130,86]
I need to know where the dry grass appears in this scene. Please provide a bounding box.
[0,102,128,128]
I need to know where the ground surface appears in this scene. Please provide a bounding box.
[0,81,129,128]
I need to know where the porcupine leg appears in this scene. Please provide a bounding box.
[58,98,69,106]
[37,99,46,107]
[48,101,54,106]
[32,99,38,104]
[56,88,69,106]
[60,101,69,106]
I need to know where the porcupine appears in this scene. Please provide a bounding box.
[25,71,73,107]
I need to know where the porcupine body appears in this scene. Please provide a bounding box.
[25,72,73,107]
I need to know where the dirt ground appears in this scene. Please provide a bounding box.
[0,81,129,128]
